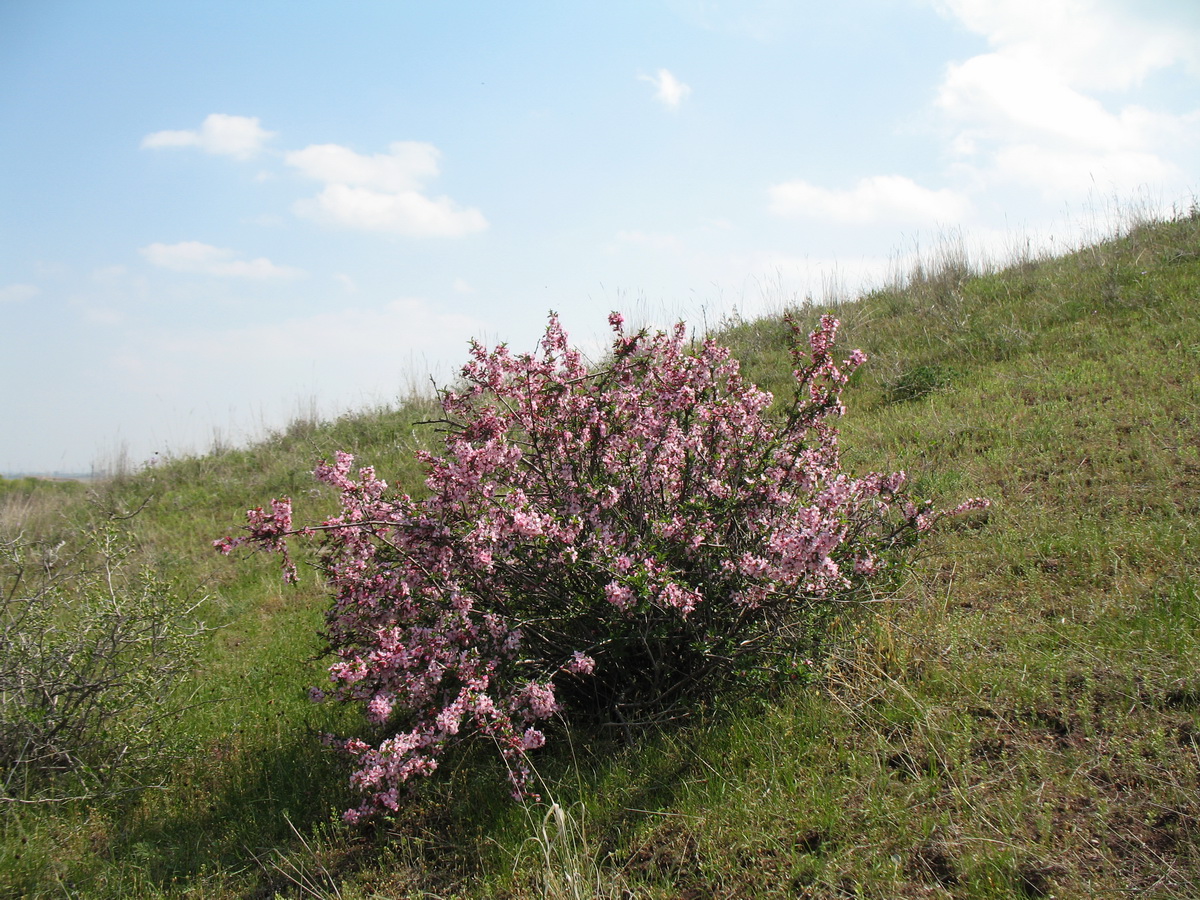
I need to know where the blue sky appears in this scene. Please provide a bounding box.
[2,0,1198,474]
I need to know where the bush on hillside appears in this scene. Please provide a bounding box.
[0,519,210,801]
[220,312,986,820]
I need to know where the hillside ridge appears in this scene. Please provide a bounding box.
[2,210,1198,899]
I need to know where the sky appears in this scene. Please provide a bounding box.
[2,0,1198,474]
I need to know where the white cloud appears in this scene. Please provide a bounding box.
[452,277,474,294]
[293,185,488,237]
[939,54,1135,151]
[991,144,1178,198]
[286,142,488,237]
[0,283,38,303]
[140,241,304,279]
[285,142,440,192]
[640,69,692,109]
[932,0,1200,91]
[141,114,274,159]
[930,0,1200,198]
[769,175,971,224]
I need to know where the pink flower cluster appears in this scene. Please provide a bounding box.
[219,311,986,820]
[214,497,298,582]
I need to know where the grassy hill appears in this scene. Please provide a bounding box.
[2,209,1198,898]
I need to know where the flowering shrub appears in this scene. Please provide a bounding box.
[218,312,987,820]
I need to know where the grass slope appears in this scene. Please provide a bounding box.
[2,211,1197,899]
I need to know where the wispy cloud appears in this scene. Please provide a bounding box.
[769,175,971,224]
[615,229,685,251]
[286,141,488,237]
[666,0,799,43]
[140,241,304,279]
[141,114,275,160]
[90,265,128,282]
[0,283,39,304]
[640,69,692,110]
[158,298,481,372]
[118,298,485,405]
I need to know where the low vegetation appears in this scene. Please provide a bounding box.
[1,207,1197,898]
[1,517,210,800]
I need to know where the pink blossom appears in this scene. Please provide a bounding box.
[219,309,983,820]
[520,681,559,718]
[366,693,394,723]
[521,728,546,750]
[853,553,879,575]
[604,581,634,611]
[567,651,596,675]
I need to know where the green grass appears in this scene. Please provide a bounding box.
[2,209,1198,898]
